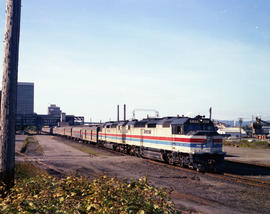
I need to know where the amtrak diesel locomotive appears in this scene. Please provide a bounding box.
[43,115,225,171]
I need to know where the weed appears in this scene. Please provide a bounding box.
[20,136,43,155]
[224,140,270,149]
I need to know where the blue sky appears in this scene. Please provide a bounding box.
[0,0,269,121]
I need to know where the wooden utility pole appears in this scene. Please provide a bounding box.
[0,0,21,187]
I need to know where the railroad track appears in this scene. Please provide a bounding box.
[16,151,64,176]
[145,159,270,190]
[206,171,270,189]
[53,135,270,189]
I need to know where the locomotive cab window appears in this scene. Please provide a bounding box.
[184,122,215,134]
[172,125,181,134]
[147,123,156,128]
[134,122,147,128]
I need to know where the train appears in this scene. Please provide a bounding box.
[42,115,225,171]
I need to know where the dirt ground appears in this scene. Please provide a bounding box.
[15,135,270,214]
[224,145,270,166]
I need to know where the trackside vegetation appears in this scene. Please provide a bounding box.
[224,140,270,149]
[0,162,177,213]
[20,136,43,155]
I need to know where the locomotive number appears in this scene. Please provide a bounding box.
[190,120,199,123]
[190,120,210,124]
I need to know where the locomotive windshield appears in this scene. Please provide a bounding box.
[184,123,215,133]
[183,119,216,134]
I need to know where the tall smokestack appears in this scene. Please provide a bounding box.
[117,105,119,122]
[124,104,126,121]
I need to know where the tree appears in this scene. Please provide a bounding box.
[0,0,21,187]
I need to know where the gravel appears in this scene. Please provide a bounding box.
[16,135,270,214]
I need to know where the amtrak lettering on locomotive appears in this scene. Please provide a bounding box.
[43,115,225,171]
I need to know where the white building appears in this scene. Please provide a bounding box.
[218,127,247,139]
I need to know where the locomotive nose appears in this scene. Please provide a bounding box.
[207,136,213,147]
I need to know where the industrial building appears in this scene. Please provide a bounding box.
[0,82,34,115]
[17,82,34,115]
[0,82,60,129]
[48,104,61,116]
[217,127,247,139]
[251,117,270,139]
[0,82,85,129]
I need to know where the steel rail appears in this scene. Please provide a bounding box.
[51,135,270,189]
[145,159,270,189]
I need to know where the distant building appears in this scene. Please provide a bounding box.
[61,112,66,122]
[36,114,60,127]
[0,82,36,128]
[74,116,84,125]
[262,126,270,135]
[1,85,85,128]
[218,127,247,139]
[0,82,34,115]
[17,82,34,115]
[65,115,75,125]
[213,120,228,129]
[48,104,61,116]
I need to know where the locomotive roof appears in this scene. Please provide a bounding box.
[171,117,189,125]
[117,121,129,126]
[141,118,162,122]
[126,120,138,125]
[156,117,189,126]
[103,116,210,127]
[104,122,115,126]
[104,120,130,127]
[129,117,190,126]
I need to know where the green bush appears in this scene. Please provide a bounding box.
[0,163,177,213]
